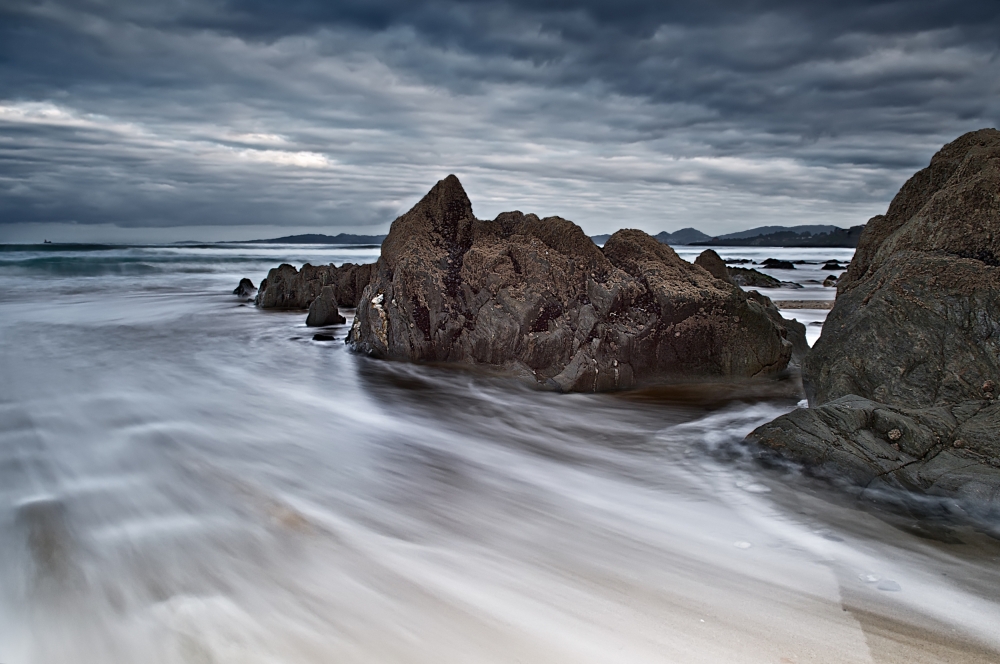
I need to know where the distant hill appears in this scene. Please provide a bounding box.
[595,225,863,248]
[657,228,712,245]
[713,225,841,241]
[693,225,864,248]
[591,227,710,246]
[240,233,386,245]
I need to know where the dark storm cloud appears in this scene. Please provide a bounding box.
[0,0,998,239]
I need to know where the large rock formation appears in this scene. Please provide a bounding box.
[748,129,1000,513]
[256,262,373,310]
[348,175,801,391]
[807,127,1000,408]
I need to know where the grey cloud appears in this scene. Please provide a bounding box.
[0,0,997,238]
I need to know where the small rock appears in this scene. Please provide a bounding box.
[728,267,781,288]
[233,277,256,298]
[306,285,347,327]
[887,428,902,441]
[953,439,965,448]
[694,249,735,285]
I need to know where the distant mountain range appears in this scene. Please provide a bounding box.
[239,233,386,245]
[591,224,862,247]
[235,224,862,248]
[691,225,864,247]
[590,227,710,246]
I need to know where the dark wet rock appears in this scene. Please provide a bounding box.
[761,258,795,269]
[233,278,256,298]
[347,175,797,391]
[694,249,735,285]
[838,129,1000,295]
[329,262,375,309]
[747,396,1000,515]
[728,267,781,288]
[807,251,1000,408]
[822,275,839,287]
[748,129,1000,513]
[807,128,1000,409]
[305,285,347,327]
[255,263,333,309]
[312,333,336,341]
[822,261,846,271]
[256,262,373,309]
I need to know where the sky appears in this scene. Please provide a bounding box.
[1,0,998,243]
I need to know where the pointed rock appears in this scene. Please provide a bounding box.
[694,249,735,285]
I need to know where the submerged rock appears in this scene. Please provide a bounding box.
[749,128,1000,512]
[256,262,373,310]
[728,267,781,289]
[761,258,795,270]
[348,175,798,391]
[233,278,256,298]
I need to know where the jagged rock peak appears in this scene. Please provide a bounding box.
[381,175,476,266]
[412,174,474,228]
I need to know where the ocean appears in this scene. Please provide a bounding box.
[1,242,998,663]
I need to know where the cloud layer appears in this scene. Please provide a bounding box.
[1,0,998,240]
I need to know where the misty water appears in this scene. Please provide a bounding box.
[1,243,999,663]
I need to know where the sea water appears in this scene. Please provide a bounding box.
[0,243,998,663]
